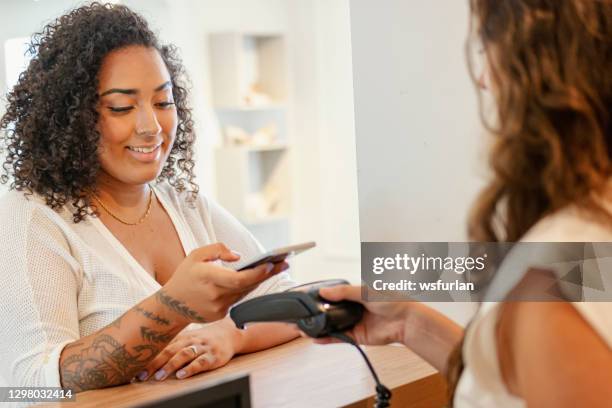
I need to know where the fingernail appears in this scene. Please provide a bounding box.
[231,250,241,257]
[154,369,166,381]
[137,371,148,381]
[265,263,274,273]
[176,369,186,379]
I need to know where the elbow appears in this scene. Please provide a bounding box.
[8,355,54,389]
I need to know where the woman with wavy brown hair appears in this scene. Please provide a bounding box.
[319,0,612,406]
[0,3,298,394]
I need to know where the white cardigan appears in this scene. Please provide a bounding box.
[0,182,294,389]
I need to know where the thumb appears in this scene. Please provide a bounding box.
[189,243,240,263]
[319,285,363,303]
[206,262,274,290]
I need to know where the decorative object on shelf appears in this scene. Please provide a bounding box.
[224,123,278,146]
[224,126,250,145]
[244,84,272,107]
[251,123,278,145]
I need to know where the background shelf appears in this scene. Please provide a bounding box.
[209,32,292,249]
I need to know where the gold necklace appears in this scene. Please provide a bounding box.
[93,185,154,226]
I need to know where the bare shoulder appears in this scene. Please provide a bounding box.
[497,301,612,408]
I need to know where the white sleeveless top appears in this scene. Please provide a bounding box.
[454,205,612,407]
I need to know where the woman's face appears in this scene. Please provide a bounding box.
[96,45,178,187]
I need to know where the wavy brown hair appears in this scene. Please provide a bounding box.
[467,0,612,242]
[0,3,198,223]
[447,0,612,403]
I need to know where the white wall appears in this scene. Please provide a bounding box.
[350,0,485,242]
[349,0,482,325]
[0,0,85,94]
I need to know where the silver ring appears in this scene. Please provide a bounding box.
[188,345,198,356]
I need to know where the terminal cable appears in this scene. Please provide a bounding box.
[329,332,392,408]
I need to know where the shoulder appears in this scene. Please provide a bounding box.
[0,190,45,227]
[0,190,80,267]
[0,189,38,209]
[522,204,612,242]
[0,189,76,235]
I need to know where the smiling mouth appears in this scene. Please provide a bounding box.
[126,143,162,153]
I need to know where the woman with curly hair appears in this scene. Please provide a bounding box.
[318,0,612,407]
[0,3,298,392]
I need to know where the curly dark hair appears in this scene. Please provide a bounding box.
[0,2,198,222]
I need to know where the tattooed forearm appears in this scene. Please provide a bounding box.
[60,292,192,392]
[140,327,174,344]
[134,305,171,326]
[60,334,161,392]
[155,289,206,323]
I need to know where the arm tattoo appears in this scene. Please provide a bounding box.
[155,289,206,323]
[60,290,197,392]
[134,305,171,326]
[60,334,160,392]
[140,327,174,344]
[61,303,179,391]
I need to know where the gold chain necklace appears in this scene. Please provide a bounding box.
[93,185,154,226]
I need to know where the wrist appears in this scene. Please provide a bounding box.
[220,316,247,354]
[398,301,465,352]
[399,302,429,346]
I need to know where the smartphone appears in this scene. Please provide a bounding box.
[235,241,316,271]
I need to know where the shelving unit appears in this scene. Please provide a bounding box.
[209,32,292,249]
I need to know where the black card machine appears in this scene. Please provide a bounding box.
[230,279,392,407]
[229,279,364,338]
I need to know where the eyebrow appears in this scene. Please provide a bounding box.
[100,81,172,97]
